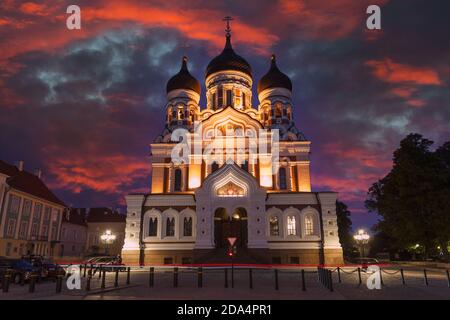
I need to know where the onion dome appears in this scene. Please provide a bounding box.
[257,54,292,94]
[166,56,201,94]
[205,33,252,79]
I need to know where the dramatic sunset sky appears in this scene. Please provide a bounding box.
[1,0,449,229]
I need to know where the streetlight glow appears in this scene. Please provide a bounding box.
[354,228,370,258]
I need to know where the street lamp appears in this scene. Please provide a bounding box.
[100,230,116,255]
[354,229,370,258]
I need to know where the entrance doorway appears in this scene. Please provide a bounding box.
[214,207,248,248]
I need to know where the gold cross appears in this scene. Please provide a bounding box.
[223,16,233,34]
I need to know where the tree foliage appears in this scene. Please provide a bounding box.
[366,134,450,259]
[336,200,354,257]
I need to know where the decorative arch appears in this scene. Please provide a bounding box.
[283,207,301,238]
[300,207,320,238]
[162,208,179,239]
[143,209,162,239]
[266,207,283,238]
[179,208,196,238]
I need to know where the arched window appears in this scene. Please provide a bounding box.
[218,86,223,107]
[305,216,314,236]
[148,217,158,237]
[177,106,184,120]
[241,160,249,172]
[269,216,279,236]
[211,162,219,173]
[166,217,175,237]
[287,216,296,235]
[167,106,173,122]
[242,92,246,108]
[279,167,287,190]
[275,103,282,118]
[183,217,192,237]
[189,110,194,123]
[174,169,182,191]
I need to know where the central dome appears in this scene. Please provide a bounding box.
[205,34,252,79]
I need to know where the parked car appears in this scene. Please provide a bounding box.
[22,255,65,280]
[0,257,40,284]
[353,258,380,270]
[92,256,125,272]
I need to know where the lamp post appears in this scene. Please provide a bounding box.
[354,229,370,258]
[100,230,116,255]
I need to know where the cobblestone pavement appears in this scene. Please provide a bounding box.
[1,266,449,300]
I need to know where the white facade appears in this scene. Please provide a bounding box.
[122,25,343,265]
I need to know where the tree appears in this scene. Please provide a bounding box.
[336,200,354,257]
[366,133,450,260]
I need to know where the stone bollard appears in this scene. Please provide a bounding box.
[2,271,11,293]
[126,267,131,285]
[114,268,119,287]
[197,267,203,288]
[224,268,228,288]
[423,269,429,286]
[400,269,406,285]
[28,275,36,293]
[149,267,154,287]
[56,275,63,293]
[86,271,92,291]
[446,270,450,288]
[337,267,342,283]
[101,269,106,289]
[328,270,333,292]
[83,264,87,278]
[173,267,178,288]
[301,269,306,291]
[274,269,279,290]
[357,267,362,285]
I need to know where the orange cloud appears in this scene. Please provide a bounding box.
[47,155,149,194]
[19,2,49,16]
[365,58,441,85]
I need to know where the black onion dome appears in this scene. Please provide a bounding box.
[205,34,252,78]
[258,54,292,94]
[166,56,201,94]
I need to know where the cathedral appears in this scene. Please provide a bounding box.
[121,21,343,265]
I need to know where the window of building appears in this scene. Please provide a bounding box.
[275,103,282,118]
[290,257,300,264]
[272,257,281,264]
[279,167,287,190]
[148,217,158,236]
[305,216,314,236]
[42,225,48,237]
[287,216,296,236]
[51,226,57,241]
[19,221,28,239]
[226,89,232,107]
[31,223,38,237]
[182,257,192,264]
[167,105,173,122]
[218,87,223,107]
[183,217,193,237]
[242,92,246,108]
[22,199,32,218]
[6,219,16,237]
[5,243,12,256]
[8,194,21,215]
[166,217,175,237]
[211,162,219,173]
[33,203,42,221]
[269,216,279,236]
[174,168,182,191]
[44,207,51,221]
[177,106,184,120]
[163,257,173,265]
[241,160,249,172]
[212,92,217,109]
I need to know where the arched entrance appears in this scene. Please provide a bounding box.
[214,207,248,248]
